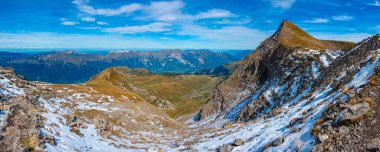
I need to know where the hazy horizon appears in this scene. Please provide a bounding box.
[0,48,250,54]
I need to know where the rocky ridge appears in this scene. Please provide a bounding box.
[191,21,380,151]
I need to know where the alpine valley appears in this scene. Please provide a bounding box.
[1,21,380,152]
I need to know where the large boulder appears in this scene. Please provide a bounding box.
[272,137,284,146]
[318,134,329,143]
[234,138,244,146]
[336,102,370,122]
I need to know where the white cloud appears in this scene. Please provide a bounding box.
[81,17,96,22]
[303,18,329,23]
[96,21,108,25]
[195,9,237,19]
[60,18,79,26]
[103,22,172,34]
[140,0,186,21]
[0,32,264,49]
[62,21,79,26]
[270,0,296,9]
[72,0,142,16]
[332,15,353,21]
[72,0,236,22]
[67,0,267,49]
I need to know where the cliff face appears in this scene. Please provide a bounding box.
[198,21,355,120]
[190,20,380,151]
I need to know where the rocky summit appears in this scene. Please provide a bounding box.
[1,21,380,152]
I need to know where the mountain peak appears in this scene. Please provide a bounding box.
[274,20,354,50]
[277,20,314,40]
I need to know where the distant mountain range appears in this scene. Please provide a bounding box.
[0,49,247,83]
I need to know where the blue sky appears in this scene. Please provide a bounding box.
[0,0,379,50]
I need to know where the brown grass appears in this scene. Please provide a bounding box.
[312,118,324,135]
[341,85,350,93]
[369,74,378,86]
[351,98,376,107]
[90,67,222,118]
[20,135,38,150]
[49,66,222,118]
[262,143,272,152]
[278,21,355,50]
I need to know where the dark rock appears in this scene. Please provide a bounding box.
[272,137,284,146]
[288,117,303,127]
[234,138,244,146]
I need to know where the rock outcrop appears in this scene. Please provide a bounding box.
[198,20,355,120]
[192,21,380,151]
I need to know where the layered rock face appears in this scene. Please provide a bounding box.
[198,21,355,120]
[192,21,380,151]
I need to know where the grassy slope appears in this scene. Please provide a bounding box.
[278,21,355,50]
[88,66,223,118]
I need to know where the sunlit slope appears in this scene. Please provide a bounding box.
[87,66,223,118]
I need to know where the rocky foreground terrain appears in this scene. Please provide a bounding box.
[0,21,380,152]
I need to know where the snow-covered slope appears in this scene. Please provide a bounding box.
[190,21,380,151]
[186,47,380,151]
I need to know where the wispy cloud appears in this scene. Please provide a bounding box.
[332,15,353,21]
[270,0,296,9]
[194,9,237,19]
[0,32,264,49]
[60,18,79,26]
[96,21,108,25]
[73,0,237,22]
[140,0,186,21]
[303,18,329,23]
[81,17,96,22]
[103,22,172,34]
[72,0,142,16]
